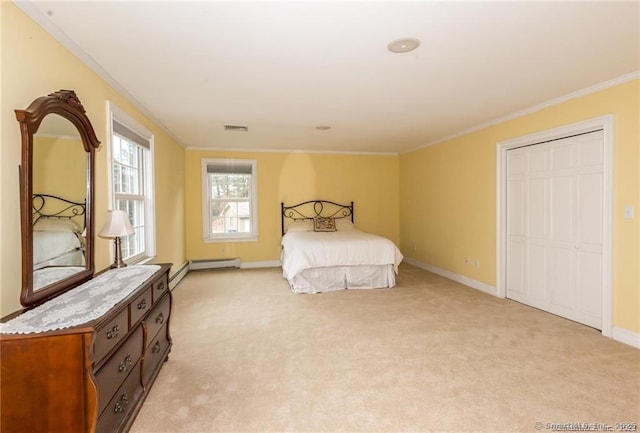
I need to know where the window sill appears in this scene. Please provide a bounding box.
[127,255,155,266]
[203,235,258,243]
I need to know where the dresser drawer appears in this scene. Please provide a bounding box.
[146,294,170,343]
[95,325,143,416]
[152,274,168,304]
[96,360,144,433]
[142,324,170,386]
[94,308,129,362]
[129,287,152,328]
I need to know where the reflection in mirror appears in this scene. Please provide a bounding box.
[32,115,87,291]
[16,90,100,307]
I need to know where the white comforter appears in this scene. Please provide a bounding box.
[281,229,403,280]
[33,230,82,267]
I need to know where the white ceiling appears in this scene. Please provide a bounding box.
[21,1,640,154]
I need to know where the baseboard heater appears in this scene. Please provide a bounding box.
[189,258,240,270]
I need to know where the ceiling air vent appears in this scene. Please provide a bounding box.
[224,124,248,132]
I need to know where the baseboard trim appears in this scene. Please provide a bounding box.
[403,257,498,297]
[612,327,640,349]
[239,260,282,269]
[169,261,189,290]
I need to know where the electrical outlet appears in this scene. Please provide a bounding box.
[624,205,635,219]
[475,259,480,268]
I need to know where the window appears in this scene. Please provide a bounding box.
[108,102,155,263]
[202,159,258,242]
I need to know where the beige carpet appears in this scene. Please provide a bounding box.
[130,264,640,433]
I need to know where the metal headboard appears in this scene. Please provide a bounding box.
[281,200,354,236]
[32,193,86,229]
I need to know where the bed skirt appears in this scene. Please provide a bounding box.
[285,264,396,294]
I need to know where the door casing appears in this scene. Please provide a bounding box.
[496,115,613,337]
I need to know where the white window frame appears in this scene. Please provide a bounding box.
[201,158,258,243]
[106,101,156,264]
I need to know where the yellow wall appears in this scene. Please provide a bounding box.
[33,136,86,200]
[0,2,186,316]
[186,150,399,262]
[400,79,640,334]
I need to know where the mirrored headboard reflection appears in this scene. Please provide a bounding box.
[16,90,100,307]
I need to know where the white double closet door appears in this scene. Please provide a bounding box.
[506,130,604,329]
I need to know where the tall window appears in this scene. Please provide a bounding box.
[202,159,257,242]
[108,102,155,263]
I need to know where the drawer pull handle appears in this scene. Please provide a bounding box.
[152,341,162,354]
[155,312,165,325]
[156,281,165,291]
[137,299,147,310]
[114,391,129,413]
[118,354,133,373]
[106,325,119,340]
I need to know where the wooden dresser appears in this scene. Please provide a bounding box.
[0,263,172,433]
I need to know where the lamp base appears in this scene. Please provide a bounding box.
[110,236,128,269]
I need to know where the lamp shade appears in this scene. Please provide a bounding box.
[98,210,134,238]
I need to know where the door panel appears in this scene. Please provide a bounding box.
[551,142,573,170]
[549,247,573,309]
[577,250,603,319]
[578,173,603,245]
[506,130,603,329]
[550,175,573,243]
[526,243,547,302]
[528,178,547,240]
[506,239,525,295]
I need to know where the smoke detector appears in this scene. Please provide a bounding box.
[387,38,420,53]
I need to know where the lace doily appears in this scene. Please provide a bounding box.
[0,265,161,335]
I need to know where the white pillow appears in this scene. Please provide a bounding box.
[33,218,81,233]
[286,220,314,233]
[335,218,355,230]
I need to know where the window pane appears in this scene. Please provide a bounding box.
[113,138,141,195]
[209,200,250,234]
[115,199,145,259]
[114,136,138,167]
[120,227,144,259]
[116,199,144,228]
[113,164,123,193]
[114,163,140,195]
[210,174,250,199]
[127,166,139,195]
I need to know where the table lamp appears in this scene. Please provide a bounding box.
[98,210,134,268]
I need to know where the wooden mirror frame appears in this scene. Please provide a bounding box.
[16,90,100,307]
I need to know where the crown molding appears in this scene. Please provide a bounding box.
[185,146,398,156]
[15,1,186,148]
[403,71,640,155]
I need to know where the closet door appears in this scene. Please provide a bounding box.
[506,130,604,329]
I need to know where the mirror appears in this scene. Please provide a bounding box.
[32,116,87,291]
[16,90,100,307]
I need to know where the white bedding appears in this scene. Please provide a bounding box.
[32,218,85,270]
[33,230,83,268]
[33,265,85,290]
[281,229,403,294]
[287,264,397,294]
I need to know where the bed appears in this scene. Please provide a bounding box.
[280,200,403,294]
[32,194,86,289]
